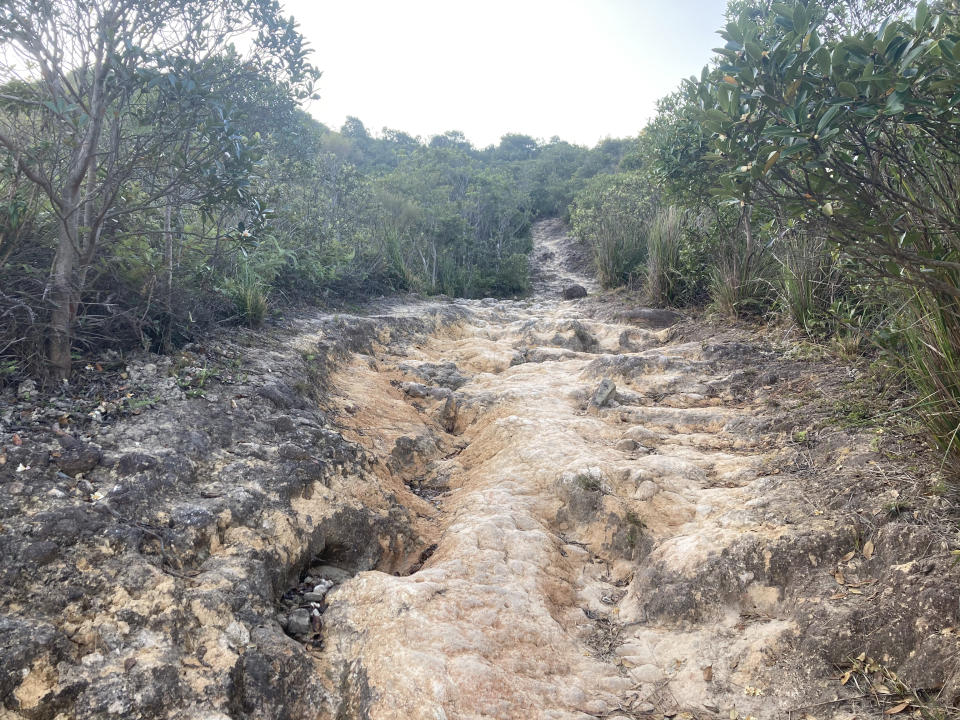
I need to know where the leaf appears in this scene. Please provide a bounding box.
[916,1,929,32]
[873,684,891,694]
[817,105,841,134]
[840,670,852,685]
[724,75,738,85]
[12,433,22,446]
[780,141,809,158]
[886,92,906,115]
[884,700,910,714]
[834,569,846,585]
[763,150,781,174]
[863,539,875,560]
[774,15,794,31]
[838,81,858,97]
[785,79,802,101]
[841,551,855,563]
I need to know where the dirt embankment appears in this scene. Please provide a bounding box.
[1,220,958,720]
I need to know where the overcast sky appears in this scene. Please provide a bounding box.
[281,0,729,148]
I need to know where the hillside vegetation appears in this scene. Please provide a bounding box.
[5,0,960,472]
[569,0,960,473]
[0,0,635,381]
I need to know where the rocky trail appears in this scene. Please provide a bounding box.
[1,221,958,720]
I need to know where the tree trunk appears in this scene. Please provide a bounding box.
[47,213,79,381]
[161,198,176,352]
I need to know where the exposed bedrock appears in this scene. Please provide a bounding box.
[1,221,957,720]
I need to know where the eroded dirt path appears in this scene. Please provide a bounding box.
[316,221,959,718]
[2,221,957,720]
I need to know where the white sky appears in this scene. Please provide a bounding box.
[282,0,729,148]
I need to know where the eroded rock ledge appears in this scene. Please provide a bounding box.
[0,304,467,720]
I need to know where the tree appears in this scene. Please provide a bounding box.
[495,134,540,162]
[0,0,317,379]
[698,0,960,460]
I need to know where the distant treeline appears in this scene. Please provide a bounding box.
[0,0,638,381]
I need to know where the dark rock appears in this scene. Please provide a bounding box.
[438,395,458,433]
[757,370,780,386]
[31,506,106,546]
[404,362,468,390]
[174,429,212,457]
[556,469,605,523]
[311,565,354,585]
[272,415,297,434]
[116,452,159,476]
[22,540,59,565]
[591,378,617,408]
[569,321,597,351]
[57,444,100,477]
[549,320,598,352]
[562,284,588,300]
[159,453,196,483]
[400,381,451,400]
[389,434,438,473]
[285,609,312,638]
[606,511,653,562]
[702,341,761,362]
[614,308,681,329]
[71,662,181,719]
[230,625,331,720]
[278,443,311,461]
[257,382,307,411]
[400,382,431,398]
[584,354,697,380]
[0,616,71,707]
[6,446,50,469]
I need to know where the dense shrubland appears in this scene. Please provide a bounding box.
[0,0,631,382]
[571,0,960,470]
[8,0,960,473]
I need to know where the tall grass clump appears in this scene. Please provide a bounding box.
[645,206,685,306]
[773,231,837,335]
[709,239,772,318]
[590,212,647,289]
[903,289,960,473]
[229,265,270,328]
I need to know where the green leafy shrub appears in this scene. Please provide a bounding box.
[692,0,960,468]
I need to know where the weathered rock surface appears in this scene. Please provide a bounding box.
[0,220,957,719]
